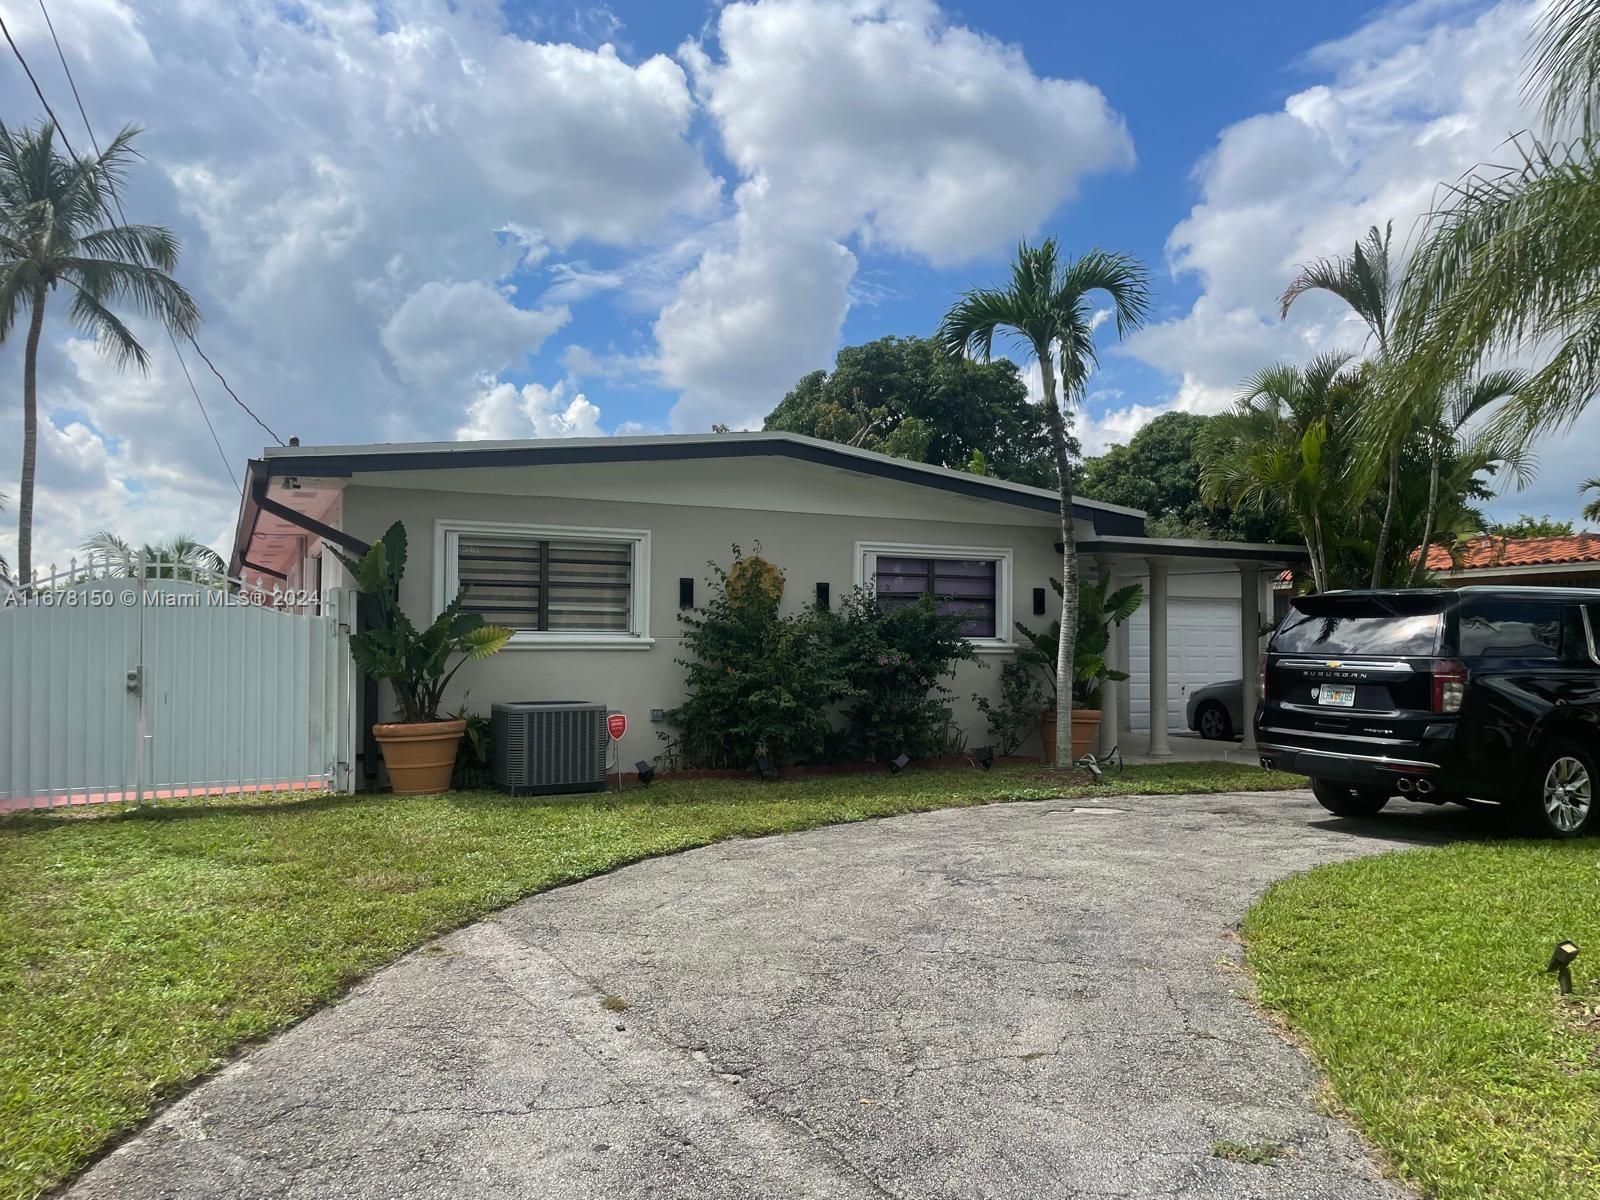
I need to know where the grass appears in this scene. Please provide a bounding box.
[1210,1139,1290,1165]
[0,760,1290,1199]
[1243,838,1600,1199]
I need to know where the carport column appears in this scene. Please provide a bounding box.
[1145,558,1172,757]
[1097,556,1121,757]
[1238,564,1261,752]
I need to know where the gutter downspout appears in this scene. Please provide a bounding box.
[246,474,379,787]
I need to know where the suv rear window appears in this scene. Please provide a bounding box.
[1274,599,1444,657]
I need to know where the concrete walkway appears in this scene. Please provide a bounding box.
[71,789,1477,1199]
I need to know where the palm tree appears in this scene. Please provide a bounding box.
[938,241,1150,766]
[1199,353,1362,593]
[1583,478,1600,525]
[0,120,200,582]
[1404,369,1528,584]
[81,530,224,581]
[1398,0,1600,443]
[1280,224,1406,586]
[0,492,9,583]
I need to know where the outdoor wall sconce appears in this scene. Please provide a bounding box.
[1033,587,1046,615]
[679,577,694,608]
[816,582,830,610]
[755,754,775,779]
[1549,940,1580,994]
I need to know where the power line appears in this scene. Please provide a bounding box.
[0,12,78,158]
[16,0,288,465]
[170,327,241,496]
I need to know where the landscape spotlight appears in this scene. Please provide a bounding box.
[755,755,774,779]
[634,760,655,787]
[976,746,994,771]
[1549,940,1581,995]
[888,752,911,774]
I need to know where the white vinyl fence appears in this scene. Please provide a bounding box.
[1,553,356,812]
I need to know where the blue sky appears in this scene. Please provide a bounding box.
[0,0,1587,566]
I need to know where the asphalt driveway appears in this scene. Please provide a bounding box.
[69,788,1480,1199]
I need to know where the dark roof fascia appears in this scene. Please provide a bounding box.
[1075,537,1310,564]
[259,439,1145,536]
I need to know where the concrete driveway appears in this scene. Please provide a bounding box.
[70,788,1483,1199]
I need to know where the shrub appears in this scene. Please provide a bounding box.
[1017,575,1142,710]
[828,587,976,760]
[975,657,1049,756]
[665,546,841,770]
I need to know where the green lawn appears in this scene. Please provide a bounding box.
[0,760,1290,1200]
[1244,839,1600,1199]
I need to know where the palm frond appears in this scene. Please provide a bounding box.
[1529,0,1600,137]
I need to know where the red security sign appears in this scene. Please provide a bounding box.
[606,713,628,741]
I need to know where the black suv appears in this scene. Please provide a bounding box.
[1256,587,1600,837]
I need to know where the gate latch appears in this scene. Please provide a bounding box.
[126,668,142,696]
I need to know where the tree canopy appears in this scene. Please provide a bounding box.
[762,334,1074,487]
[1077,412,1295,544]
[1484,514,1577,538]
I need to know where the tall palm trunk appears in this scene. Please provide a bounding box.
[1039,345,1075,768]
[17,284,46,583]
[1369,443,1400,587]
[1407,445,1441,586]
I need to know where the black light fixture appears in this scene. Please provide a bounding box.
[1032,587,1046,616]
[888,752,911,774]
[678,577,695,608]
[1549,940,1580,995]
[976,745,994,770]
[755,754,774,779]
[815,581,830,610]
[634,760,655,786]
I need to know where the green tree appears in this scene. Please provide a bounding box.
[1280,224,1407,585]
[1583,479,1600,525]
[1398,0,1600,444]
[762,334,1070,486]
[1484,514,1577,539]
[1077,411,1295,543]
[0,121,199,582]
[937,242,1150,766]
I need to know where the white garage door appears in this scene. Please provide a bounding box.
[1127,599,1240,733]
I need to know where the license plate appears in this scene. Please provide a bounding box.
[1318,684,1357,707]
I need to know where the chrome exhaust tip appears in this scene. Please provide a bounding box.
[1396,778,1414,793]
[1259,757,1276,771]
[1415,778,1435,796]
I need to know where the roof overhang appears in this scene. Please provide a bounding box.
[1076,534,1309,566]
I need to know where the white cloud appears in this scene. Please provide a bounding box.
[656,0,1132,430]
[0,0,720,567]
[380,281,569,386]
[456,379,606,441]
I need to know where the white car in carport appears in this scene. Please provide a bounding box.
[1186,679,1244,741]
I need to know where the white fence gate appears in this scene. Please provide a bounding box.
[1,554,356,812]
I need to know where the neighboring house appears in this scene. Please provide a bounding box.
[229,433,1305,780]
[1423,534,1600,588]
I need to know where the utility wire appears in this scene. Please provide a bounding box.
[17,0,287,479]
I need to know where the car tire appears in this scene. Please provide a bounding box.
[1525,739,1597,838]
[1196,702,1233,741]
[1310,778,1391,818]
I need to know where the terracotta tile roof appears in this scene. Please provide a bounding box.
[1423,533,1600,572]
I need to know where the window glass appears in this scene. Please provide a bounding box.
[1272,611,1442,656]
[874,555,997,638]
[457,536,631,633]
[1459,602,1563,659]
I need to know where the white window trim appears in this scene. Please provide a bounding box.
[853,540,1014,653]
[434,518,653,650]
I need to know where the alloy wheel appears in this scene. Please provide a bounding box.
[1543,756,1593,834]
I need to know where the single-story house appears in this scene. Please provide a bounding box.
[228,432,1306,782]
[1422,533,1600,588]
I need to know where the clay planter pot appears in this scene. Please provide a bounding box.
[373,719,466,795]
[1038,708,1103,765]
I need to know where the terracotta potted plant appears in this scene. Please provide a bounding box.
[1017,575,1143,764]
[332,521,512,795]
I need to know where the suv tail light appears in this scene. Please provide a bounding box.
[1432,659,1467,713]
[1258,655,1268,702]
